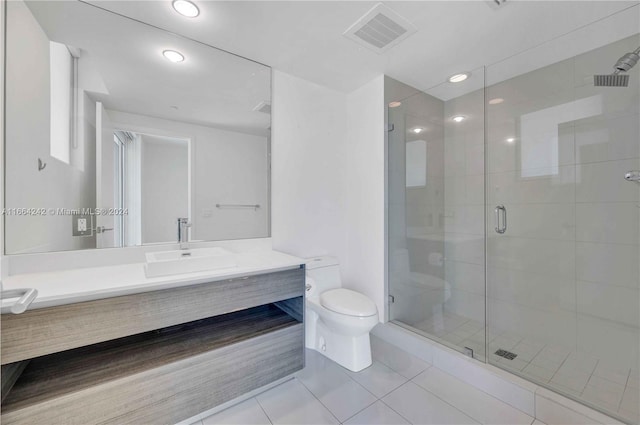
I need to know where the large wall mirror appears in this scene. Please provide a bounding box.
[4,0,271,254]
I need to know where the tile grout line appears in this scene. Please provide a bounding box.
[253,396,274,425]
[297,364,377,425]
[548,349,572,383]
[377,390,417,425]
[405,375,483,424]
[295,376,348,424]
[581,359,600,397]
[338,396,380,424]
[616,368,631,413]
[254,395,275,425]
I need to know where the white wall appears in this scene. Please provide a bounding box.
[4,1,96,254]
[141,136,189,243]
[271,71,349,265]
[271,70,386,320]
[106,110,269,242]
[344,75,386,321]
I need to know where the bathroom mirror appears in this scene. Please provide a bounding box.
[4,0,271,254]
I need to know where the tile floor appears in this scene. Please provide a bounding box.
[195,336,537,425]
[409,314,639,423]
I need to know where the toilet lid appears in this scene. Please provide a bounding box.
[320,289,378,317]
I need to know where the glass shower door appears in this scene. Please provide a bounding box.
[386,69,487,360]
[486,30,640,424]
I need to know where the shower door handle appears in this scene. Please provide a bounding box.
[495,205,507,234]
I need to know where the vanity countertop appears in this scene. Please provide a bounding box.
[1,250,304,313]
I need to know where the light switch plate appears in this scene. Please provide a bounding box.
[72,213,93,236]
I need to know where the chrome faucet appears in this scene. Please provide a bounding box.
[177,217,191,249]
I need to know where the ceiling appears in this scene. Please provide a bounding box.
[87,0,640,95]
[22,1,271,136]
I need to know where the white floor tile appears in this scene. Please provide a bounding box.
[618,408,640,425]
[343,401,410,425]
[585,375,626,395]
[523,363,556,382]
[345,361,408,398]
[592,362,630,386]
[550,371,591,394]
[559,352,599,375]
[412,367,534,424]
[202,398,271,425]
[371,336,431,379]
[297,356,376,422]
[255,379,339,425]
[619,386,639,415]
[510,342,542,362]
[382,381,479,424]
[496,357,529,372]
[581,381,624,413]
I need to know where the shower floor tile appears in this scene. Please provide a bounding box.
[394,313,639,424]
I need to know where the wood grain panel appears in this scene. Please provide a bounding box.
[2,305,298,411]
[274,296,304,322]
[1,325,304,425]
[1,267,304,364]
[1,361,29,403]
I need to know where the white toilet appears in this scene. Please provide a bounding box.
[304,257,379,372]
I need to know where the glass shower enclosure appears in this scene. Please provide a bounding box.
[387,8,639,424]
[387,68,487,361]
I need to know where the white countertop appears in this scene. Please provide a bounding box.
[1,250,304,313]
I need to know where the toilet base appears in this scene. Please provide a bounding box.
[310,320,372,372]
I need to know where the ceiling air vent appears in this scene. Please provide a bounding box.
[253,101,271,115]
[343,3,417,54]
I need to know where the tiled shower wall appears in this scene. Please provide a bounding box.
[484,34,639,371]
[387,33,638,423]
[442,83,486,334]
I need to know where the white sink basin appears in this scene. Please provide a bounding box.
[144,247,237,278]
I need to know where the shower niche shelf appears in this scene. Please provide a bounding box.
[0,267,305,425]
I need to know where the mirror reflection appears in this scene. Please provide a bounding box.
[5,0,271,254]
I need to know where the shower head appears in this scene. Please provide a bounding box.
[594,46,640,87]
[613,50,640,73]
[594,73,630,87]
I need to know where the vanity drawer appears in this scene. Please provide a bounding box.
[1,267,304,364]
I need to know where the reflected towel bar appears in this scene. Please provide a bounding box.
[215,204,260,210]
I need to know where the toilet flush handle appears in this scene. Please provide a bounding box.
[305,284,312,292]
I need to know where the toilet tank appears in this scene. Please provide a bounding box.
[305,257,342,295]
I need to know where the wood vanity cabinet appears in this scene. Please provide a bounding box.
[0,267,305,425]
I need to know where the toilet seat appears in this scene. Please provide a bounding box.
[320,288,377,317]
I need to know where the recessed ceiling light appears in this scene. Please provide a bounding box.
[452,115,466,123]
[163,50,185,63]
[389,101,402,108]
[448,72,470,83]
[489,98,504,105]
[506,137,515,143]
[172,0,199,17]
